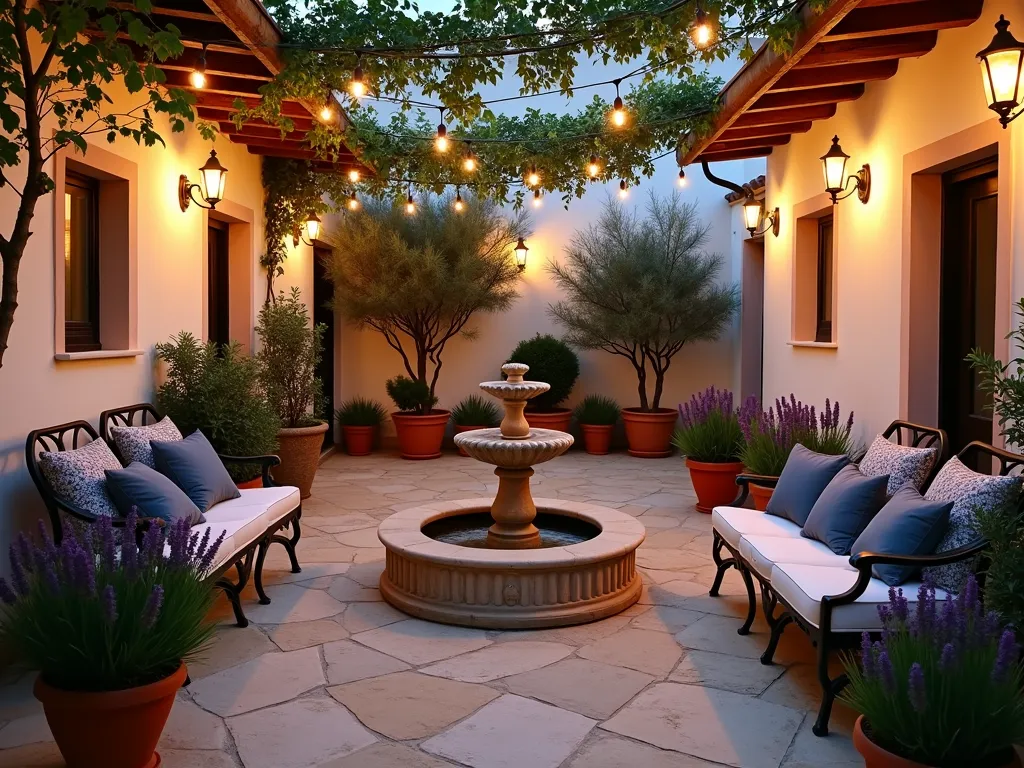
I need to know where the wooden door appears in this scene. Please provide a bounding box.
[207,220,230,349]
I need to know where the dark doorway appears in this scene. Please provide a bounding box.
[313,247,336,450]
[939,160,997,467]
[207,219,230,349]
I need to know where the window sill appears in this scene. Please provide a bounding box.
[55,349,144,361]
[787,340,838,349]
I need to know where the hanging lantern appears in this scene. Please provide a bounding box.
[978,15,1024,127]
[514,238,529,271]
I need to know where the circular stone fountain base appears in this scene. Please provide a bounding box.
[378,498,645,629]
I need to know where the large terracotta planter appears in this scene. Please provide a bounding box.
[749,482,775,511]
[272,421,329,498]
[454,424,488,457]
[853,717,1019,768]
[580,424,614,455]
[236,476,263,490]
[525,408,573,433]
[621,408,678,458]
[35,662,187,768]
[686,459,744,513]
[342,425,376,456]
[392,410,450,460]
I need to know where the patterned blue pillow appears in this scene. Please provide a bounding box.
[110,416,182,468]
[38,438,121,517]
[859,434,937,495]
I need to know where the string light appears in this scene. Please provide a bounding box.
[618,179,629,199]
[526,164,541,187]
[350,58,367,98]
[435,108,450,153]
[610,80,627,127]
[691,6,715,49]
[189,44,207,89]
[405,183,416,215]
[454,188,465,212]
[319,104,335,123]
[348,168,361,183]
[587,155,601,179]
[347,191,360,211]
[677,169,687,187]
[532,189,543,208]
[463,143,477,172]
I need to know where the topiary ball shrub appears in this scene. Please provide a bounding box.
[386,376,438,414]
[506,334,580,412]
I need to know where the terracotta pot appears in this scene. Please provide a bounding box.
[236,476,263,490]
[749,482,775,511]
[35,662,187,768]
[454,424,488,457]
[853,717,1020,768]
[621,408,678,458]
[525,408,573,433]
[272,421,330,499]
[686,459,745,513]
[392,410,450,460]
[580,424,614,455]
[342,425,376,456]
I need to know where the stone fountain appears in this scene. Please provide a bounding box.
[377,363,645,629]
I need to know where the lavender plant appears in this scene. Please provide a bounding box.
[739,395,855,476]
[841,575,1024,765]
[671,387,754,463]
[0,512,222,692]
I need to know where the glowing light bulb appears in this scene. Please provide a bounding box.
[463,151,477,172]
[454,190,465,212]
[350,65,366,99]
[611,96,627,127]
[532,189,542,208]
[677,169,687,188]
[618,179,629,199]
[405,194,416,215]
[189,69,206,89]
[691,8,714,49]
[347,192,360,211]
[587,155,601,180]
[319,105,334,123]
[435,122,449,153]
[348,169,361,184]
[526,165,541,187]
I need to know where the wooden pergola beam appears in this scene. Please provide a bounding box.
[706,134,791,152]
[795,31,938,68]
[193,92,310,118]
[751,83,865,111]
[731,104,839,128]
[824,0,983,42]
[697,146,774,163]
[718,121,813,141]
[769,60,898,92]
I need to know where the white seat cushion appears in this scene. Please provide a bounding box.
[230,486,301,523]
[770,562,950,632]
[185,518,248,570]
[205,486,300,553]
[740,534,854,579]
[712,506,803,549]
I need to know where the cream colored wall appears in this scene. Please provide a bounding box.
[0,63,302,560]
[761,0,1024,444]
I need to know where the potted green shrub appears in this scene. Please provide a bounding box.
[672,387,750,513]
[506,334,580,432]
[573,395,620,455]
[156,333,279,489]
[257,287,328,497]
[0,513,220,768]
[550,193,739,458]
[335,397,388,456]
[842,576,1024,768]
[387,375,446,459]
[451,395,502,457]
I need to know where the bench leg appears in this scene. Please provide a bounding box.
[737,565,757,636]
[215,548,255,628]
[709,530,735,597]
[254,539,272,605]
[760,611,793,665]
[812,633,849,737]
[270,508,302,574]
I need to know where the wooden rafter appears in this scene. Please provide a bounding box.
[751,84,865,111]
[718,121,814,141]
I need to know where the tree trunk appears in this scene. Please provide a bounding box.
[651,368,665,411]
[636,364,649,412]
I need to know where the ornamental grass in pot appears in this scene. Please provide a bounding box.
[573,395,620,455]
[506,334,579,432]
[335,397,388,456]
[258,288,328,497]
[549,193,739,458]
[672,387,755,513]
[842,576,1024,768]
[387,376,447,460]
[0,513,221,768]
[451,395,501,456]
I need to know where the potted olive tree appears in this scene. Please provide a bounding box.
[326,193,526,459]
[257,287,327,497]
[506,334,580,432]
[0,514,220,768]
[573,395,620,455]
[335,397,388,456]
[451,395,501,456]
[550,193,739,458]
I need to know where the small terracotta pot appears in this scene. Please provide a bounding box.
[454,424,488,457]
[749,482,775,511]
[342,425,376,456]
[236,477,263,490]
[36,663,187,768]
[580,424,614,455]
[525,409,573,433]
[686,459,745,513]
[621,408,678,458]
[853,716,1020,768]
[272,421,330,499]
[392,410,450,460]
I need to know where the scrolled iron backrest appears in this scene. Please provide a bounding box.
[880,420,949,487]
[957,441,1024,478]
[24,420,103,540]
[98,403,162,443]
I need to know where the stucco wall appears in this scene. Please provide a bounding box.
[761,0,1024,444]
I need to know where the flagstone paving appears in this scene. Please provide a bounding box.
[0,451,861,768]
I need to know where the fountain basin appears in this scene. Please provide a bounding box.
[378,498,645,629]
[455,428,573,467]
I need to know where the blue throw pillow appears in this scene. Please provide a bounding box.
[765,444,850,527]
[801,464,889,555]
[850,486,953,586]
[151,430,240,513]
[105,462,205,526]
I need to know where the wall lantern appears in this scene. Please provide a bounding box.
[742,195,780,237]
[179,149,227,212]
[293,212,321,246]
[978,15,1024,127]
[820,135,870,205]
[514,238,529,272]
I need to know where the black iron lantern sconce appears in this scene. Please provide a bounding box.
[179,149,228,211]
[742,195,780,237]
[292,212,322,247]
[978,15,1024,127]
[514,237,529,272]
[820,135,870,205]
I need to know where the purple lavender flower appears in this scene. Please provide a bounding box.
[102,584,118,624]
[993,629,1019,683]
[9,547,29,597]
[73,547,96,596]
[908,663,927,713]
[193,525,212,570]
[97,516,116,572]
[939,642,956,672]
[915,581,935,637]
[860,632,875,678]
[678,386,736,429]
[14,533,34,574]
[121,508,139,576]
[142,584,164,628]
[33,546,60,594]
[878,650,895,694]
[0,578,16,606]
[197,529,226,574]
[889,586,909,623]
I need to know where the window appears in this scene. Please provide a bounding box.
[816,215,834,343]
[64,173,100,352]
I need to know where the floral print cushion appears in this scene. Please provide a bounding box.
[859,434,938,496]
[110,416,183,468]
[38,438,121,517]
[922,456,1021,593]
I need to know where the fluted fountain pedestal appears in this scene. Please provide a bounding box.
[377,364,645,628]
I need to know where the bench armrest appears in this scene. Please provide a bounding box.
[849,540,987,570]
[218,454,281,487]
[730,474,779,507]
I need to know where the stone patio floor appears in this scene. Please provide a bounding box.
[0,451,863,768]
